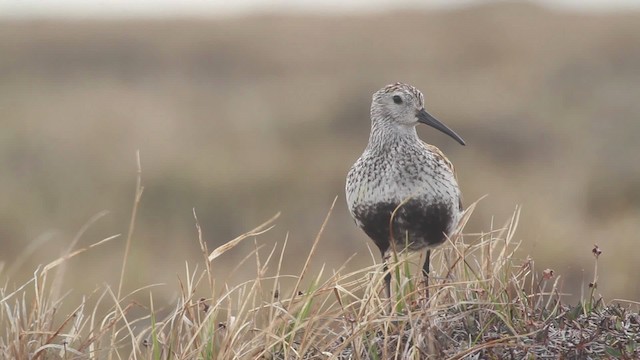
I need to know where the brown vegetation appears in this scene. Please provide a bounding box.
[1,196,637,359]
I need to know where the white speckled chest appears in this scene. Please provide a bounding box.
[346,140,460,216]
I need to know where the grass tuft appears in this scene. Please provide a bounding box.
[1,197,638,359]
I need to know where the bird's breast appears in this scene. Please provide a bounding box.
[347,149,460,210]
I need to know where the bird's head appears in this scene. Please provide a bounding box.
[371,83,465,145]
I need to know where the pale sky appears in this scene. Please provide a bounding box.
[0,0,638,18]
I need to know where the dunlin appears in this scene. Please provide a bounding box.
[346,82,465,298]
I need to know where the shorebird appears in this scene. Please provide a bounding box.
[345,82,465,298]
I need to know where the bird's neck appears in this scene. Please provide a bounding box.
[367,120,420,152]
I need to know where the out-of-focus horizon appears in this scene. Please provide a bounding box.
[1,1,639,307]
[2,0,640,18]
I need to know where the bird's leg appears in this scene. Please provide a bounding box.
[381,247,392,298]
[383,261,392,299]
[422,249,431,300]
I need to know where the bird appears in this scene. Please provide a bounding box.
[345,82,465,299]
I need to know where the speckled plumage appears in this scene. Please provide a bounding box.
[345,82,465,296]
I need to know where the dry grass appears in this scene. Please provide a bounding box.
[1,186,637,359]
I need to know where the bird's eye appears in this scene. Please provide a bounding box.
[392,95,403,104]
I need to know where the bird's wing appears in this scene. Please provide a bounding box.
[422,142,464,211]
[422,142,456,174]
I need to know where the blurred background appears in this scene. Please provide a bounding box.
[1,0,639,305]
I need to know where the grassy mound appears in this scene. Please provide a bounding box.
[1,181,638,359]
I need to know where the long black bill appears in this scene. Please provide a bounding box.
[416,108,466,146]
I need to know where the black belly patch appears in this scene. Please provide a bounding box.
[353,200,454,254]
